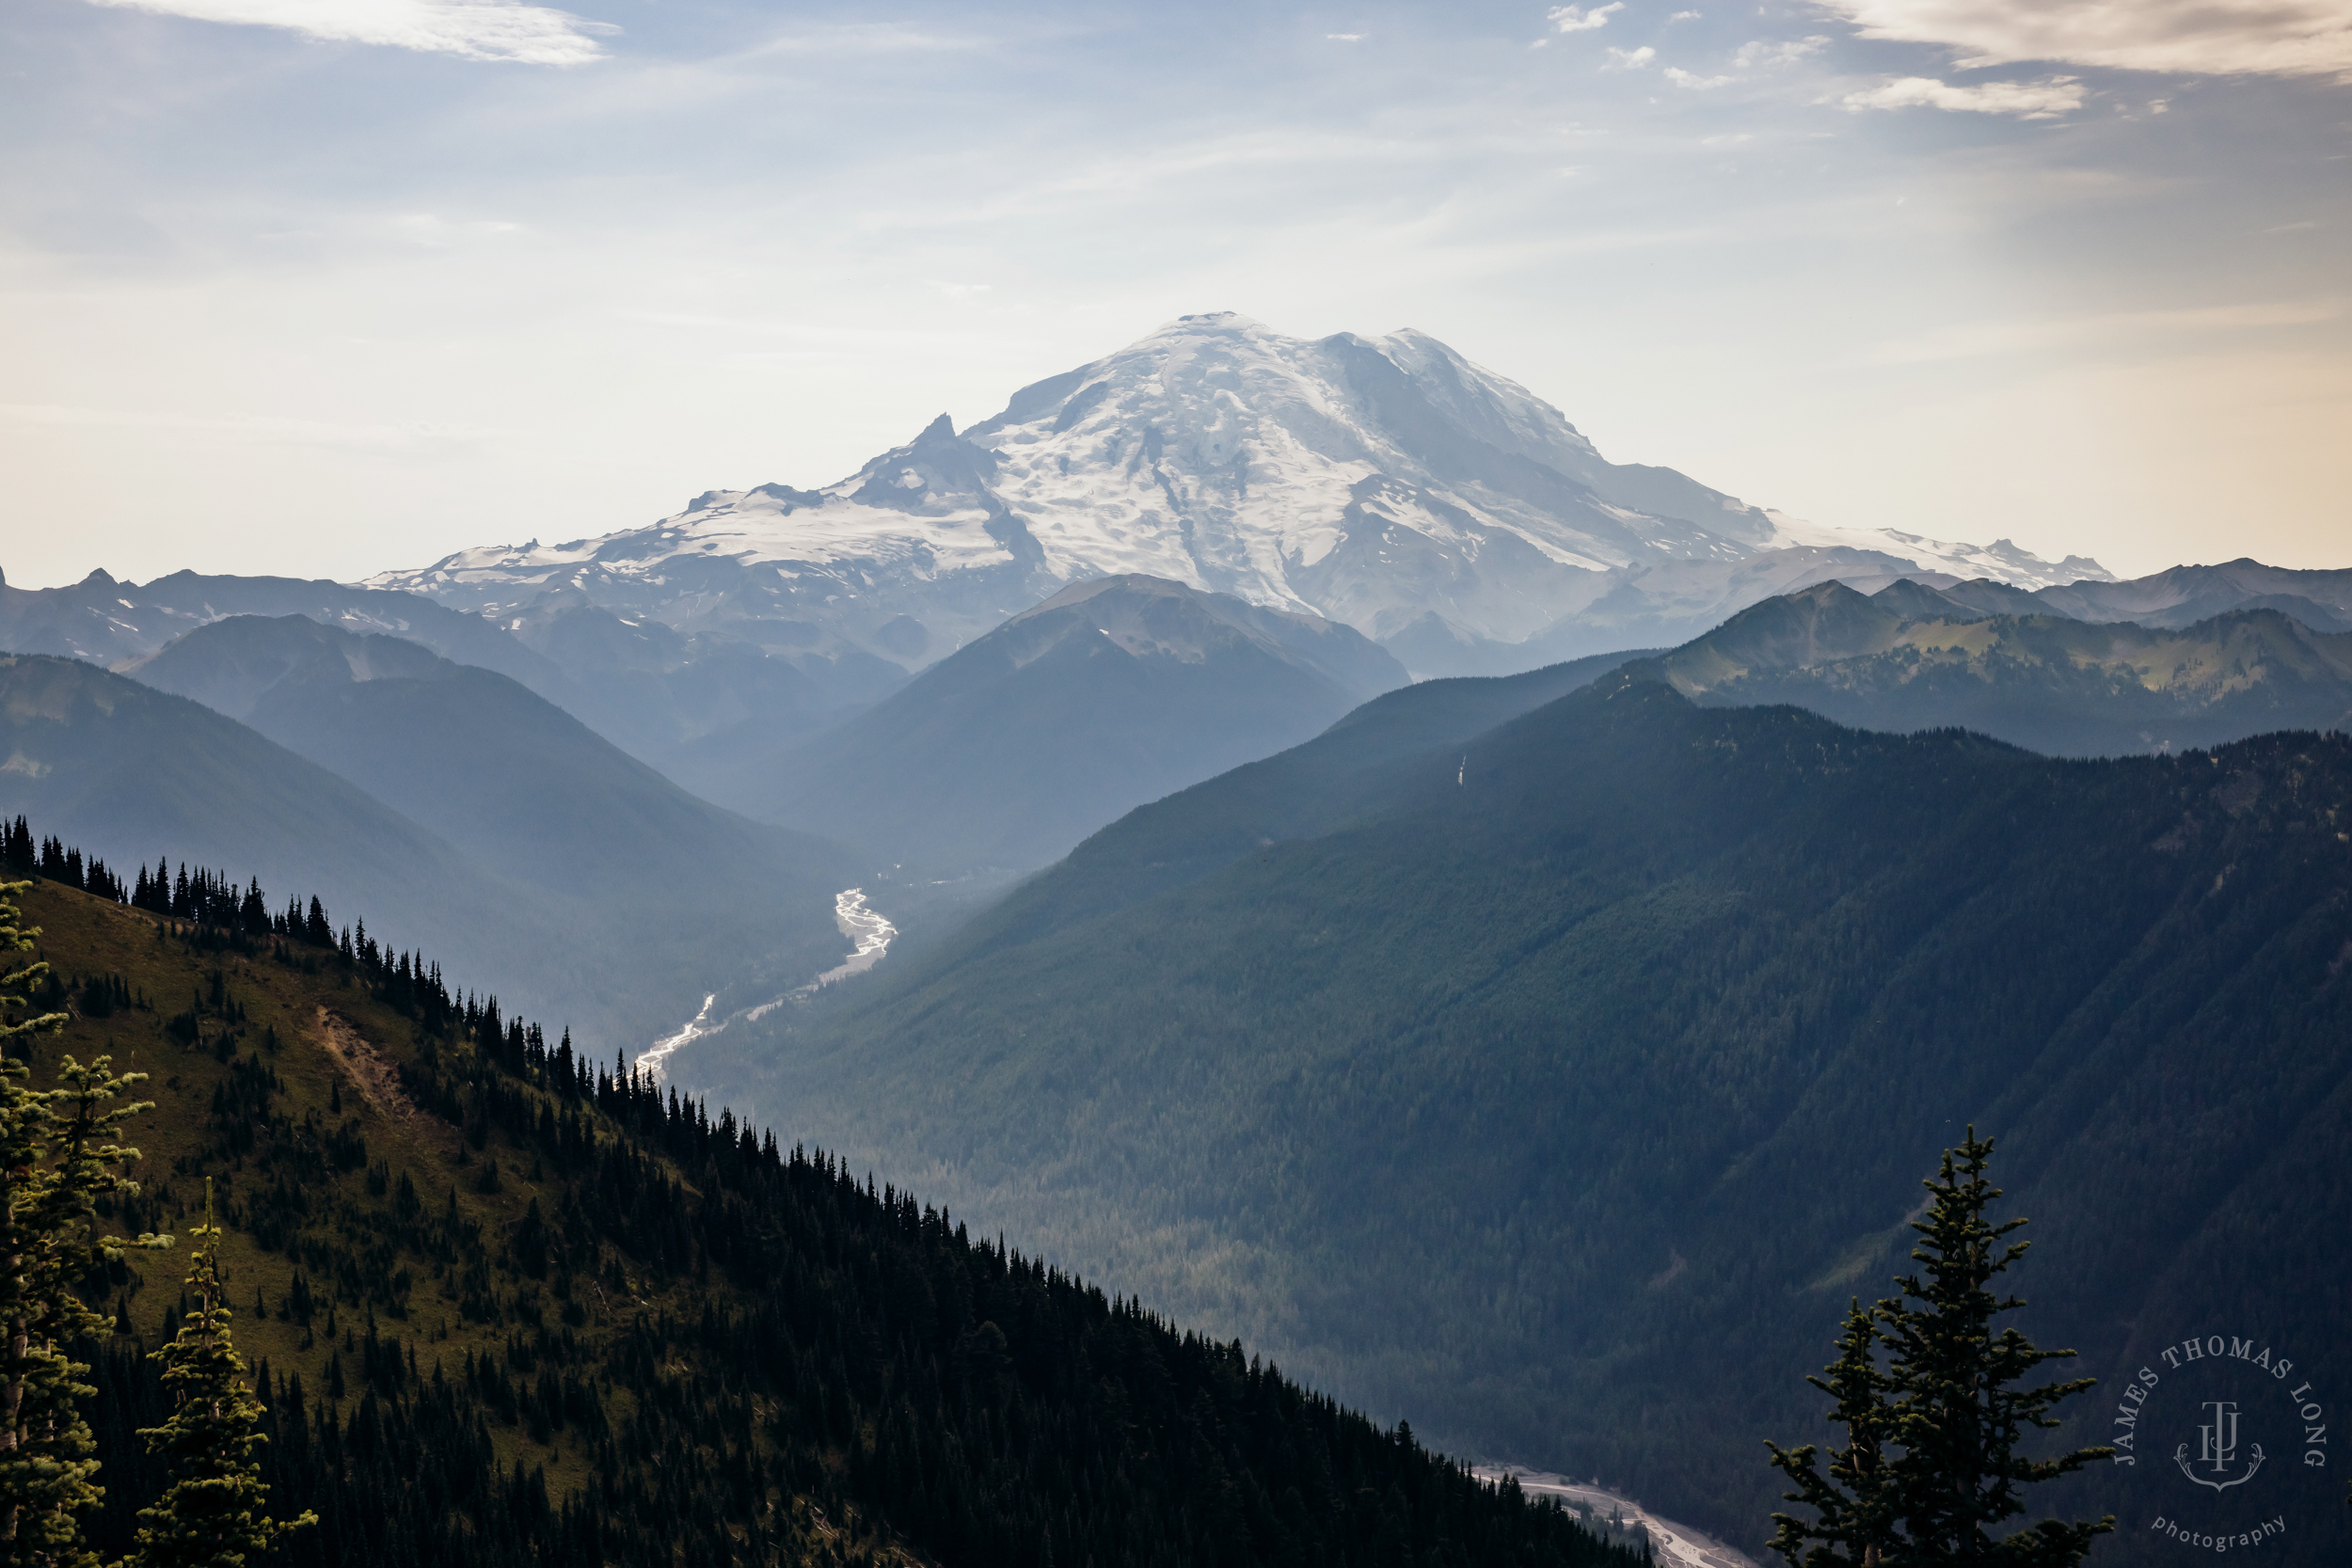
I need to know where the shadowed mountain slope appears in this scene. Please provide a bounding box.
[119,615,856,1044]
[699,575,1409,875]
[0,652,557,1006]
[686,674,2352,1565]
[916,647,1652,954]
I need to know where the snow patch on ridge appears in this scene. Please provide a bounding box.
[1760,511,2109,592]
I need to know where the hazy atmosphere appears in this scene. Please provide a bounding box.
[3,6,2349,1568]
[7,0,2347,587]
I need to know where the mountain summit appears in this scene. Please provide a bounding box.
[367,314,2106,674]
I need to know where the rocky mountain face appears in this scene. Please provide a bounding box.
[361,314,2107,680]
[675,574,1408,876]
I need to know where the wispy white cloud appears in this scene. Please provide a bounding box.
[77,0,612,63]
[1327,32,1365,41]
[1669,10,1703,21]
[1736,36,1829,69]
[1813,0,2352,84]
[1665,66,1732,87]
[1548,3,1624,34]
[1604,44,1656,69]
[1843,74,2085,118]
[742,24,985,57]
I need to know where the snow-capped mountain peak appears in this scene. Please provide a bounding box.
[367,313,2106,674]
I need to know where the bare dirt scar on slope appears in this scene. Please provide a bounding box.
[313,1006,460,1156]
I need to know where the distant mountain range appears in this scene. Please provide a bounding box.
[126,612,850,905]
[356,313,2108,682]
[0,567,867,771]
[4,620,853,1047]
[1405,555,2352,676]
[10,312,2349,758]
[683,668,2352,1567]
[1639,578,2352,754]
[0,649,531,987]
[673,575,1407,875]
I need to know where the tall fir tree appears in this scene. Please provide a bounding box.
[0,881,161,1568]
[1768,1298,1898,1566]
[131,1180,313,1568]
[1767,1131,2111,1568]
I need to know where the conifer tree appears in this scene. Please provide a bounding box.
[0,880,163,1568]
[1767,1299,1897,1566]
[130,1180,314,1568]
[1767,1131,2111,1567]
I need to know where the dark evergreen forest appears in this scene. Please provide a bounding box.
[686,673,2352,1563]
[3,825,1637,1568]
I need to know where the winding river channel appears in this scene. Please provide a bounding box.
[637,887,898,1081]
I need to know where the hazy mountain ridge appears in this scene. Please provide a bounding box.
[0,566,892,772]
[1641,578,2352,753]
[681,575,1409,876]
[0,565,571,698]
[0,651,540,1002]
[8,628,854,1047]
[127,612,850,895]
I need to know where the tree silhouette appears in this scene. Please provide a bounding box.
[0,880,163,1568]
[130,1180,314,1568]
[1768,1131,2111,1567]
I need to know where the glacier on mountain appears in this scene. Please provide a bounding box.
[367,312,2106,675]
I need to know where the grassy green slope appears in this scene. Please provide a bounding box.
[701,675,2352,1561]
[13,871,1640,1568]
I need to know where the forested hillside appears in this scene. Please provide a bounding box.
[0,836,1637,1568]
[687,672,2352,1562]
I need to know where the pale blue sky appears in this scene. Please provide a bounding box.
[4,0,2347,587]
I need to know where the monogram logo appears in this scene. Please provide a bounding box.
[2175,1400,2264,1492]
[2109,1333,2332,1555]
